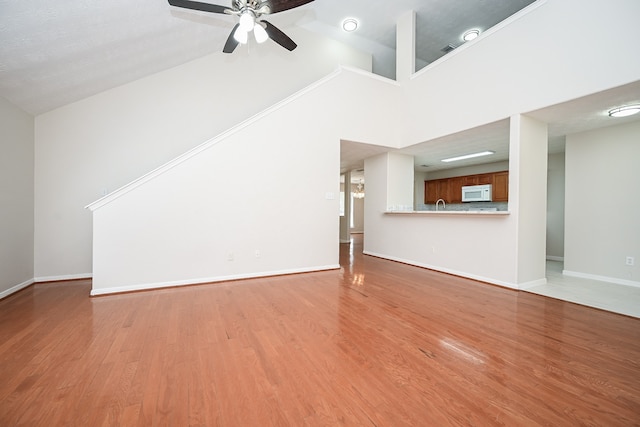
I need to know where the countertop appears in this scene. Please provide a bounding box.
[384,210,510,216]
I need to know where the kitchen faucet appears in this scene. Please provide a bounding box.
[435,198,446,211]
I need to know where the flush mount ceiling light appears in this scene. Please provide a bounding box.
[342,18,359,32]
[441,151,495,163]
[463,29,480,42]
[608,104,640,118]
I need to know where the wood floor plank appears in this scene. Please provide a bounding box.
[1,235,639,426]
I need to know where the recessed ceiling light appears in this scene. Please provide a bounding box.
[342,18,359,32]
[441,151,494,163]
[463,29,480,42]
[608,104,640,117]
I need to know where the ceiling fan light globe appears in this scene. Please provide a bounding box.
[254,24,269,43]
[239,13,255,31]
[233,27,249,44]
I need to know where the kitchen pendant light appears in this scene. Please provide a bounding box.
[353,181,365,199]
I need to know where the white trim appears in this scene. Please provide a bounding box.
[86,67,398,212]
[519,278,548,290]
[363,250,520,290]
[34,273,92,283]
[563,270,640,289]
[90,264,340,296]
[0,279,35,300]
[546,256,564,262]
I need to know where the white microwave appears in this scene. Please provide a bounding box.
[462,184,492,202]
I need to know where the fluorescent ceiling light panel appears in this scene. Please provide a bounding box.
[441,151,495,163]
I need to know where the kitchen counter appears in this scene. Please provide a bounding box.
[384,210,510,216]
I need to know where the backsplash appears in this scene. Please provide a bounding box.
[416,202,509,212]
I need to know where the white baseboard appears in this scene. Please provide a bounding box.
[546,255,564,262]
[563,270,640,289]
[519,278,548,290]
[91,264,341,296]
[34,273,92,283]
[362,251,522,290]
[0,278,35,300]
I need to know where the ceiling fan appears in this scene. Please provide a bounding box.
[168,0,314,53]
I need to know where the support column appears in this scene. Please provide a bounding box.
[386,152,415,211]
[509,114,548,287]
[396,10,416,82]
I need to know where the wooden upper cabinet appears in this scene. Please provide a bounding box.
[425,180,439,204]
[492,171,509,202]
[425,171,509,204]
[437,179,451,203]
[477,173,494,185]
[425,178,452,203]
[449,177,463,203]
[462,175,478,186]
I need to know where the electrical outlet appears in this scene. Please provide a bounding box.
[227,252,234,261]
[255,250,261,258]
[626,256,635,266]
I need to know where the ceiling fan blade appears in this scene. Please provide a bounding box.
[262,21,297,51]
[223,23,241,53]
[168,0,231,14]
[266,0,314,14]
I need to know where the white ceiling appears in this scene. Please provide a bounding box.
[2,0,639,180]
[0,0,535,115]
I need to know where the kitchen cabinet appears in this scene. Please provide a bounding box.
[449,177,463,203]
[425,180,439,204]
[492,171,509,202]
[462,176,478,186]
[477,173,493,185]
[425,171,509,204]
[425,179,450,204]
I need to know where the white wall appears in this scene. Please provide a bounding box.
[511,115,548,286]
[0,96,34,298]
[89,69,402,294]
[386,153,414,211]
[564,121,640,286]
[365,151,519,287]
[363,0,640,288]
[34,28,372,281]
[546,152,565,260]
[35,0,640,293]
[402,0,640,147]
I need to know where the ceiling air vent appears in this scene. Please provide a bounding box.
[441,44,457,53]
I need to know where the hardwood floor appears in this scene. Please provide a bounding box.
[2,235,639,426]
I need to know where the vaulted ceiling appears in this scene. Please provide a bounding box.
[0,0,535,115]
[2,0,639,177]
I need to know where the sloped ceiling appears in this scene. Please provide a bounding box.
[2,0,639,176]
[0,0,535,115]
